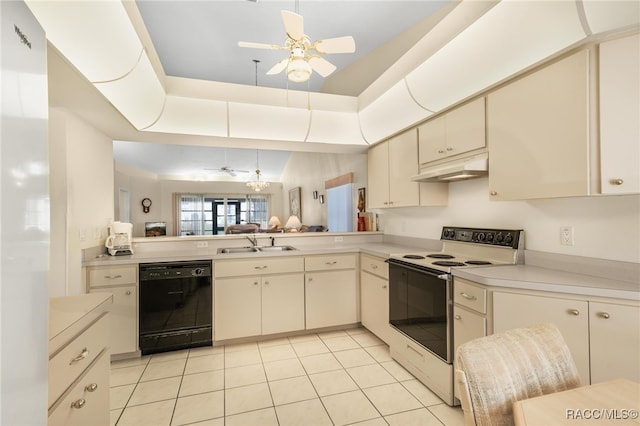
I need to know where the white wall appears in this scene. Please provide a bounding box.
[377,177,640,263]
[49,109,114,296]
[115,165,286,237]
[280,151,368,229]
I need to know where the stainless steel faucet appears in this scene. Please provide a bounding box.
[246,235,258,246]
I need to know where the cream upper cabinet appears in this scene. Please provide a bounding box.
[418,97,486,165]
[599,33,640,195]
[488,50,591,200]
[368,129,447,208]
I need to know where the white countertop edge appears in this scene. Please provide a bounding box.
[453,266,640,302]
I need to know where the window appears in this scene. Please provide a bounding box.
[176,194,269,236]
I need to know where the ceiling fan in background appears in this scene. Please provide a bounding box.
[238,9,356,83]
[205,150,250,177]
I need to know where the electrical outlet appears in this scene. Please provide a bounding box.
[196,241,208,248]
[560,226,574,246]
[334,236,344,242]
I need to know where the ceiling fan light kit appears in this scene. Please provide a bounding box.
[239,9,355,84]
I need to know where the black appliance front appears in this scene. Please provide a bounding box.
[139,261,212,355]
[388,260,452,363]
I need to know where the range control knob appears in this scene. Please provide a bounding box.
[476,233,486,242]
[485,233,494,242]
[504,234,513,245]
[496,233,504,243]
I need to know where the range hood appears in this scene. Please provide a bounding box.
[411,152,488,182]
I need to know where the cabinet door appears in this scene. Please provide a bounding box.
[48,350,110,426]
[261,273,305,335]
[361,271,390,343]
[306,270,357,329]
[599,34,640,194]
[488,50,590,200]
[446,97,486,155]
[493,291,590,385]
[214,277,261,340]
[453,305,486,400]
[90,286,137,354]
[589,301,640,383]
[367,142,390,209]
[388,130,420,207]
[418,114,446,165]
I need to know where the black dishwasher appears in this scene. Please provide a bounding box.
[139,260,212,355]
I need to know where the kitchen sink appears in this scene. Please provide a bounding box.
[217,245,296,254]
[217,247,260,254]
[255,245,297,252]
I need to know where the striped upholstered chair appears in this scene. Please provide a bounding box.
[455,323,581,426]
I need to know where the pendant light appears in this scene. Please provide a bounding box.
[246,150,270,192]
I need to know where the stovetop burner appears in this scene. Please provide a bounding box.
[403,254,426,259]
[465,260,493,265]
[432,260,466,267]
[427,254,455,259]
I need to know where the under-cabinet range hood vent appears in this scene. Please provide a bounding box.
[412,152,488,182]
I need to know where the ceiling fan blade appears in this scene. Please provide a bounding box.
[281,10,304,41]
[238,41,284,50]
[308,56,337,77]
[314,36,356,54]
[266,58,289,75]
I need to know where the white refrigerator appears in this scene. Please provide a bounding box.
[1,1,49,424]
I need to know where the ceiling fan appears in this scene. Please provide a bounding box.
[238,10,356,83]
[205,150,250,177]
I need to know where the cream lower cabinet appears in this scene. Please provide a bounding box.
[589,301,640,383]
[86,265,138,355]
[305,254,358,329]
[214,257,305,340]
[488,49,591,200]
[493,291,590,385]
[360,254,391,343]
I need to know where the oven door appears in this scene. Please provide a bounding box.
[387,260,453,363]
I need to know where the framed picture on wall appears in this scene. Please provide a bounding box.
[289,187,301,220]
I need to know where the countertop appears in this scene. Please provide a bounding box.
[49,293,113,354]
[454,264,639,301]
[83,241,639,302]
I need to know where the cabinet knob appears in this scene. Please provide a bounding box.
[597,312,610,319]
[325,261,338,265]
[438,149,445,154]
[254,265,268,270]
[85,383,98,392]
[69,348,89,365]
[454,315,462,320]
[609,178,624,185]
[308,277,313,282]
[382,285,387,289]
[105,275,122,279]
[253,281,259,286]
[125,290,131,296]
[71,398,86,409]
[567,309,580,316]
[264,281,269,285]
[490,191,498,196]
[446,147,453,151]
[371,264,378,269]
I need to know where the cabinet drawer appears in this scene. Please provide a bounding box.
[454,278,486,313]
[360,254,388,279]
[49,314,109,408]
[214,256,304,278]
[305,254,356,271]
[48,349,110,426]
[88,265,137,287]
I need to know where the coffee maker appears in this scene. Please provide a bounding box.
[105,221,133,256]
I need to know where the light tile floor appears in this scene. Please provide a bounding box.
[110,328,465,426]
